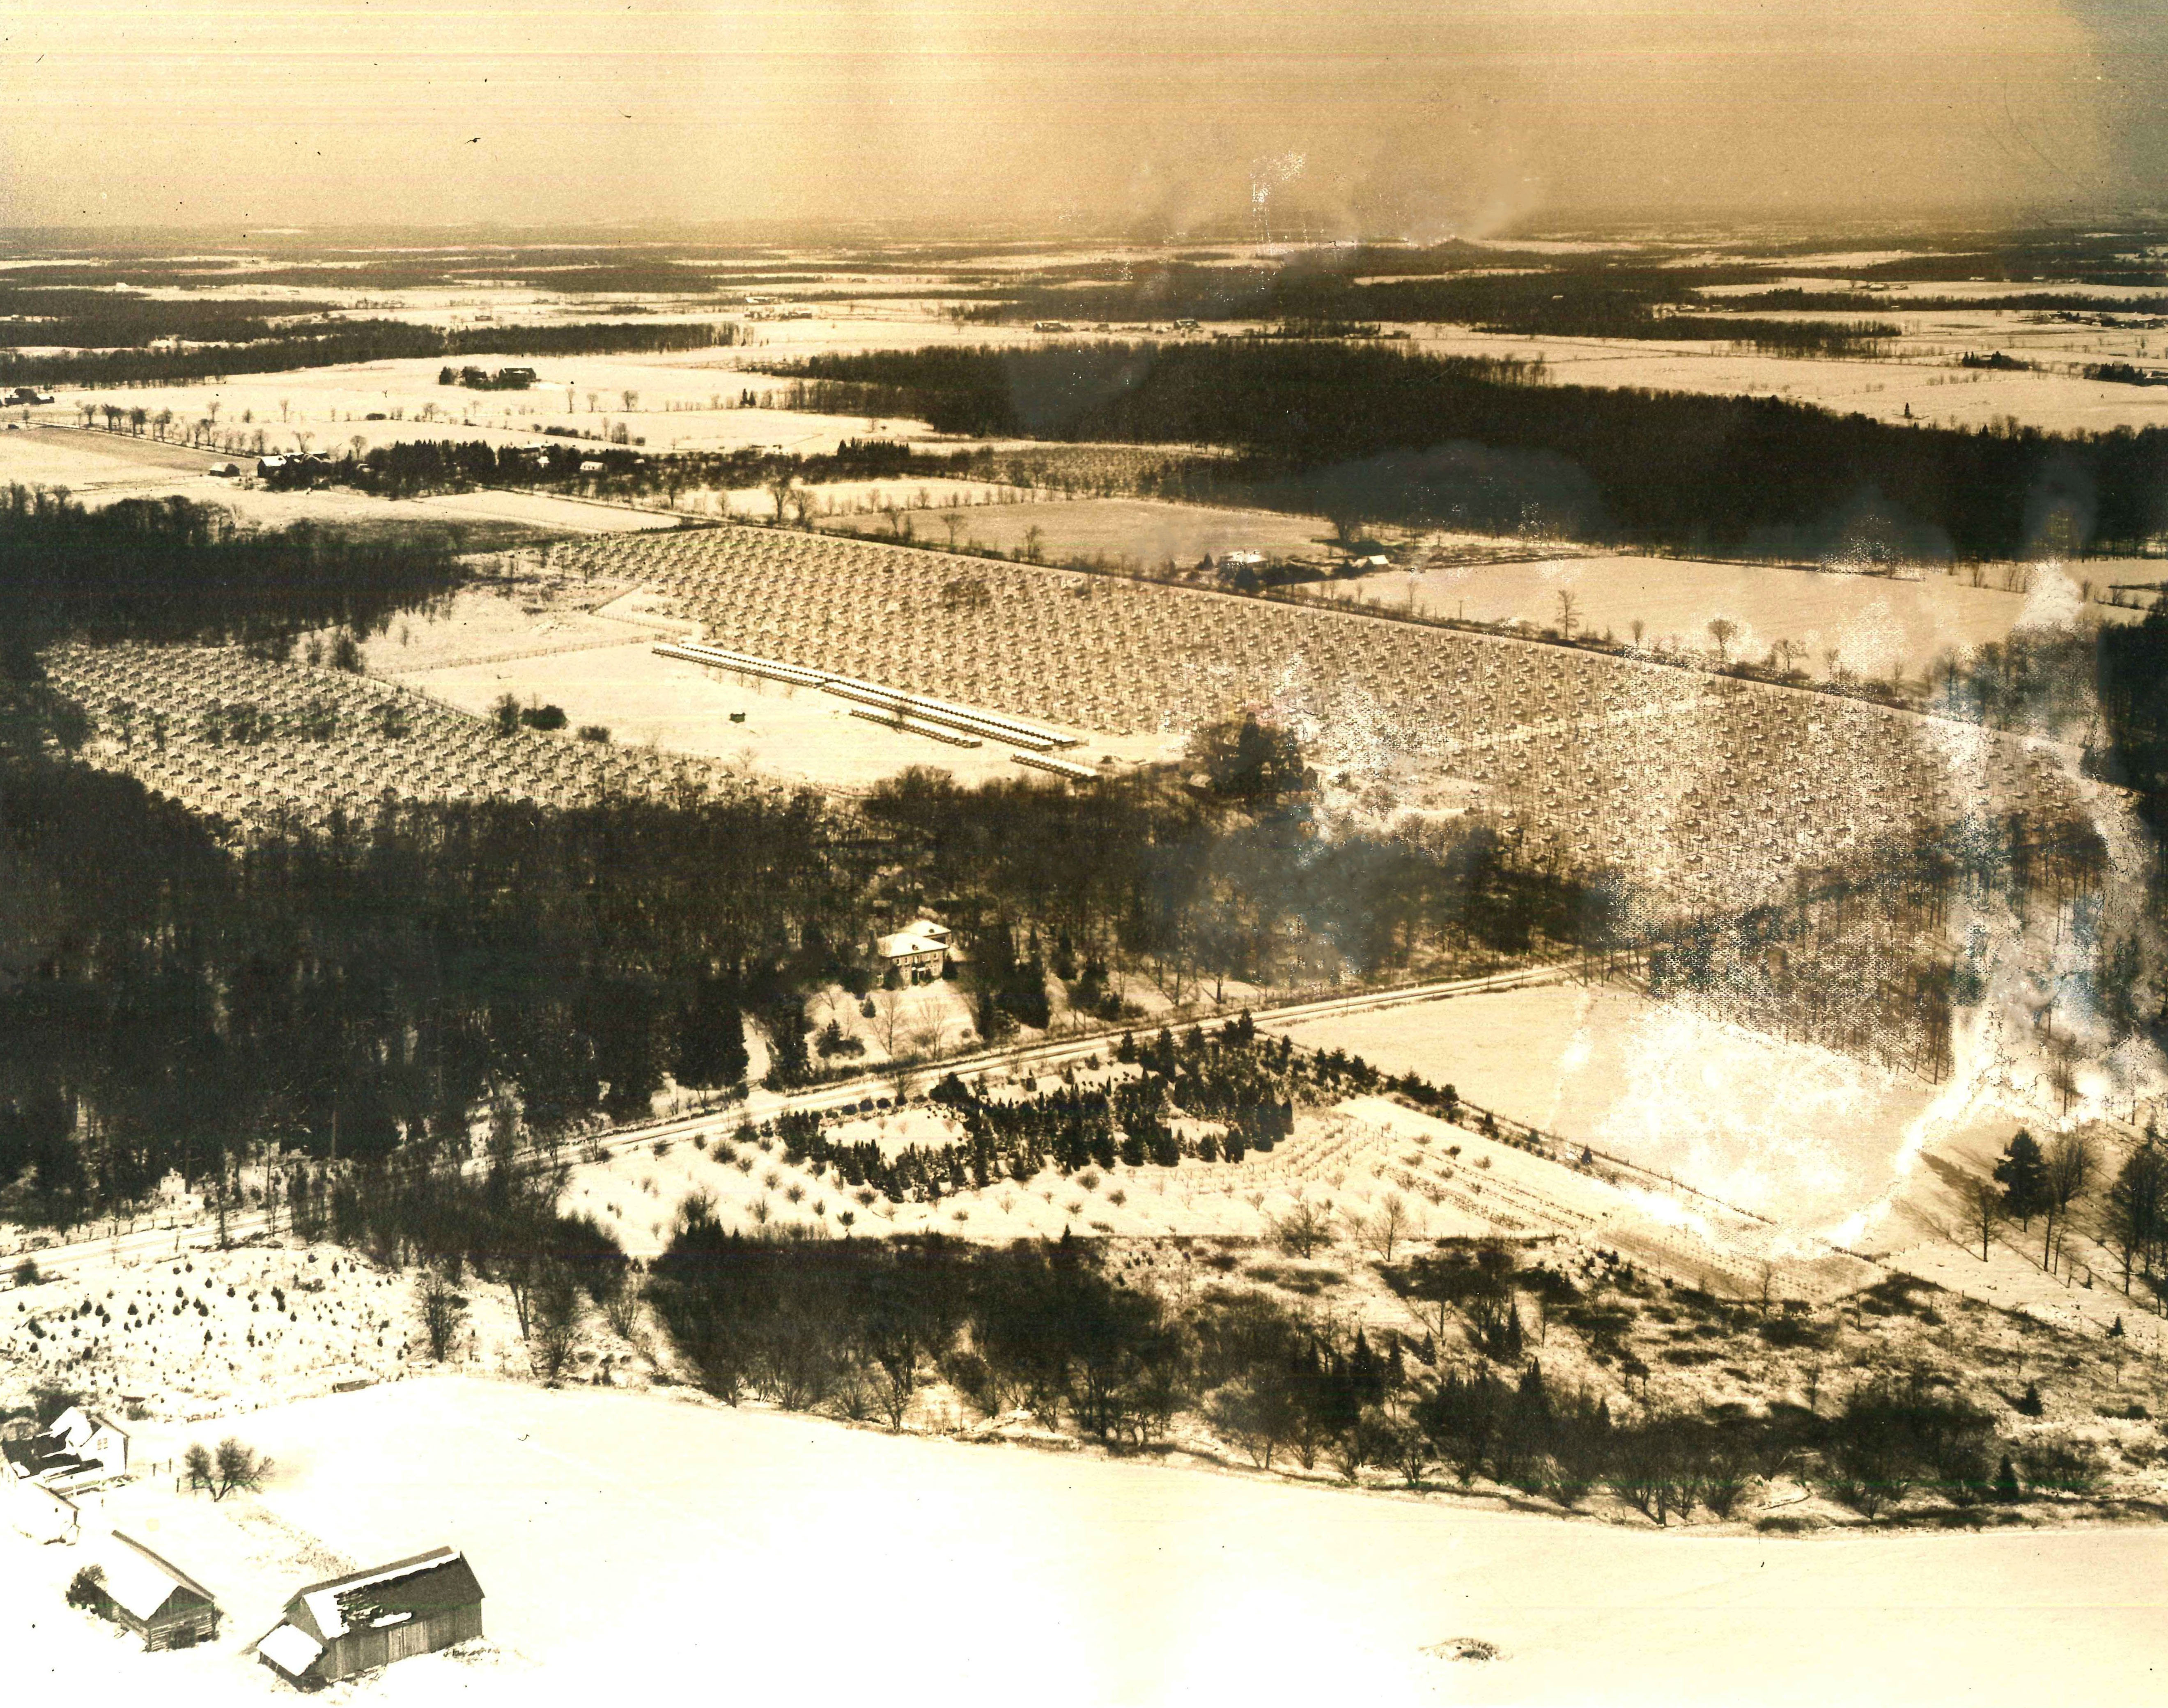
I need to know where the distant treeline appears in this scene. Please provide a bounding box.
[765,341,2168,556]
[958,262,1899,354]
[0,289,340,349]
[330,435,988,501]
[0,319,739,389]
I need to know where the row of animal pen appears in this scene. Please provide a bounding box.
[40,643,728,833]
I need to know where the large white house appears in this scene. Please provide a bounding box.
[875,918,951,978]
[0,1405,129,1493]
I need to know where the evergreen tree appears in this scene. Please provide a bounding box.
[1994,1130,2049,1227]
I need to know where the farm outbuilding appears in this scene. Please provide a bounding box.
[90,1531,222,1650]
[254,1547,484,1687]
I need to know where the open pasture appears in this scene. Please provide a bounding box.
[13,1375,2167,1708]
[0,423,681,534]
[821,495,1341,570]
[37,352,944,464]
[1405,325,2168,434]
[1265,984,2013,1235]
[1305,553,2109,684]
[554,524,2092,918]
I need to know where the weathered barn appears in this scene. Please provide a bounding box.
[255,1547,484,1687]
[94,1531,222,1650]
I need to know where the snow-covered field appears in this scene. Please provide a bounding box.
[7,1375,2165,1708]
[1302,555,2128,684]
[1267,985,2017,1235]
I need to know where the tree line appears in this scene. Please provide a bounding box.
[760,340,2168,557]
[643,1220,2066,1517]
[0,487,467,659]
[0,319,738,390]
[322,435,985,503]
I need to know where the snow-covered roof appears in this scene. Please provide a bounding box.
[50,1406,123,1452]
[257,1622,324,1676]
[877,928,947,960]
[291,1547,480,1642]
[877,919,951,960]
[102,1532,216,1624]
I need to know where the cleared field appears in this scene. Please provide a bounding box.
[1406,325,2168,434]
[1264,984,2020,1234]
[823,496,1342,569]
[31,353,944,463]
[1304,553,2120,684]
[11,1375,2166,1708]
[397,639,1166,790]
[551,525,2095,920]
[0,424,680,534]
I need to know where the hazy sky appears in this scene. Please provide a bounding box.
[0,1,2159,235]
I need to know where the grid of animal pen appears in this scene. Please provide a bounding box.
[558,527,2099,916]
[40,643,726,834]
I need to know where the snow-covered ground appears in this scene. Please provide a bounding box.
[7,1374,2165,1708]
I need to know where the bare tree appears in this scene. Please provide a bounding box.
[189,1437,271,1501]
[1555,589,1580,641]
[872,983,910,1057]
[1365,1191,1415,1260]
[2043,1130,2098,1269]
[1272,1197,1334,1258]
[620,389,639,411]
[766,470,797,524]
[1707,616,1739,664]
[1970,1177,2003,1261]
[1022,523,1044,564]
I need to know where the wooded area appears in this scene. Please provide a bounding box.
[769,341,2168,557]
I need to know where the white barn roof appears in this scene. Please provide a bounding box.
[103,1531,216,1623]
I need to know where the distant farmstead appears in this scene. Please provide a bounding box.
[255,1547,485,1687]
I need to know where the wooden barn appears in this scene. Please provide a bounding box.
[255,1547,483,1687]
[93,1531,222,1650]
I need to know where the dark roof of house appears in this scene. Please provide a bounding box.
[282,1548,484,1644]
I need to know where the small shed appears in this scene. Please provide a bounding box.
[94,1531,222,1650]
[255,1547,484,1687]
[5,1478,78,1545]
